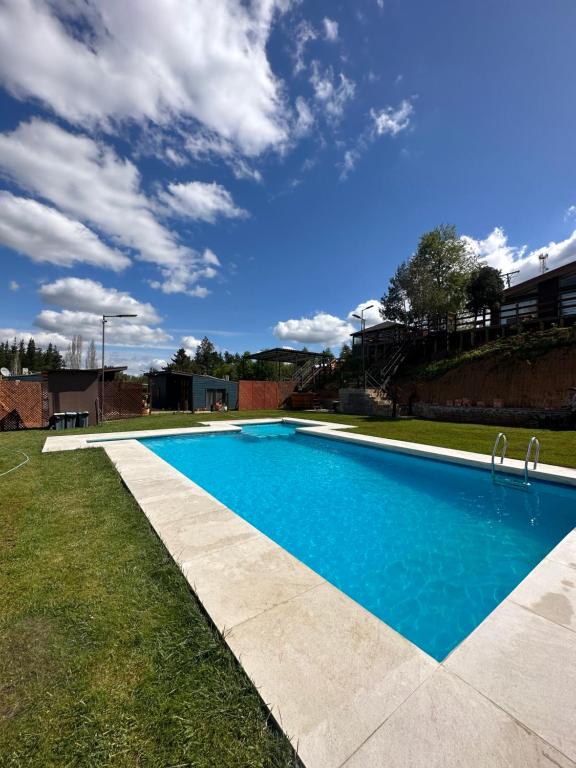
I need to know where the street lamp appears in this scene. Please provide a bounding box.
[101,314,137,423]
[352,305,374,391]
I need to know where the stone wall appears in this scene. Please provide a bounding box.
[413,403,570,429]
[338,388,393,417]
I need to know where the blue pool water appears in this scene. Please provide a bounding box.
[141,422,576,660]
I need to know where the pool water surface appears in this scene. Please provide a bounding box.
[141,422,576,660]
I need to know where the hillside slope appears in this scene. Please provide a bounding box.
[396,327,576,410]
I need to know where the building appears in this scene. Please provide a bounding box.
[498,259,576,326]
[45,367,132,425]
[147,371,239,412]
[350,321,406,365]
[0,366,139,430]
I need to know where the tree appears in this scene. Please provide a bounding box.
[23,338,37,371]
[194,336,221,375]
[44,343,64,370]
[466,266,504,314]
[65,335,83,368]
[85,339,98,368]
[381,224,477,327]
[164,347,195,372]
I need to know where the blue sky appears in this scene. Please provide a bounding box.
[1,0,575,372]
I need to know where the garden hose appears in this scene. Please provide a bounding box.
[0,450,30,478]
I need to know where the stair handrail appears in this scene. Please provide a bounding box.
[524,436,540,484]
[491,432,507,481]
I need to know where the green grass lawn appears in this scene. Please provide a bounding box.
[1,410,575,766]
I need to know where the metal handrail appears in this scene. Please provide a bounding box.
[524,436,540,483]
[491,432,507,480]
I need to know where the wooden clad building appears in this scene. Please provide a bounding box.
[147,371,239,412]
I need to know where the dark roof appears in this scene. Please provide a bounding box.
[44,366,127,375]
[248,348,328,364]
[504,260,576,299]
[147,371,234,382]
[351,320,405,337]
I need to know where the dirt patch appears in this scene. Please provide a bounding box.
[0,616,61,721]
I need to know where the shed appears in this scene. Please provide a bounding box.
[147,371,238,412]
[45,367,127,426]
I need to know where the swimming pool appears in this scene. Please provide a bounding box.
[141,422,576,660]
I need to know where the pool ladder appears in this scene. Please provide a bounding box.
[491,432,540,489]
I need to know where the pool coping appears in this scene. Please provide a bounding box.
[42,419,576,768]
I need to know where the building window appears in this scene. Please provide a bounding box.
[500,296,538,325]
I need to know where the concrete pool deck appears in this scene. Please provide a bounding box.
[43,418,576,767]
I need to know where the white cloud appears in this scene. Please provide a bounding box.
[463,227,576,283]
[182,336,202,355]
[0,120,182,267]
[340,99,416,178]
[566,205,576,220]
[148,249,218,297]
[293,20,317,75]
[39,278,161,324]
[35,309,172,347]
[0,327,69,349]
[148,358,168,371]
[159,181,247,223]
[9,281,19,291]
[274,312,354,347]
[0,0,291,156]
[0,119,217,294]
[310,62,355,121]
[347,300,382,327]
[0,191,129,271]
[294,96,315,137]
[323,18,339,41]
[371,99,414,136]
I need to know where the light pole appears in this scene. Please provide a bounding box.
[352,305,374,391]
[101,313,137,423]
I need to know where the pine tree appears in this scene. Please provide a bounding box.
[44,343,64,370]
[165,348,195,372]
[194,336,221,375]
[24,338,37,371]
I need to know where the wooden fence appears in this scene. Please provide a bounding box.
[0,380,48,430]
[238,380,295,410]
[103,381,145,421]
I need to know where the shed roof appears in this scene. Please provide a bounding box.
[248,348,329,364]
[44,366,127,375]
[147,370,234,383]
[351,320,405,337]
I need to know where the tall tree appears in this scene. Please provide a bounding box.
[164,347,195,372]
[23,338,37,371]
[194,336,221,375]
[43,343,64,370]
[65,335,83,368]
[381,224,477,327]
[466,266,505,314]
[85,339,98,368]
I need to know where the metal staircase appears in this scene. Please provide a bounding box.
[291,357,339,391]
[365,339,412,400]
[491,432,541,489]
